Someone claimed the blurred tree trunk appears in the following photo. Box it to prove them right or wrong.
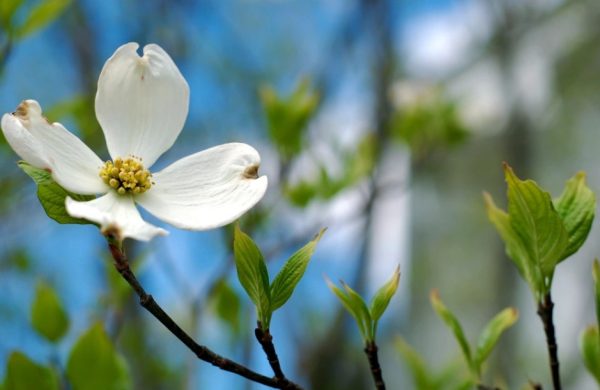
[491,2,533,384]
[302,1,396,389]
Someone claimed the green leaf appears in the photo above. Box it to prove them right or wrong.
[504,164,568,282]
[554,172,595,261]
[6,248,30,272]
[473,307,518,372]
[455,379,476,390]
[394,337,437,390]
[345,133,377,183]
[209,279,242,337]
[593,259,600,328]
[19,161,53,185]
[486,164,573,299]
[18,161,94,225]
[430,290,472,371]
[342,282,373,340]
[0,0,24,29]
[326,278,371,342]
[4,352,59,390]
[284,180,318,207]
[580,326,600,385]
[31,282,69,342]
[484,192,543,295]
[260,79,319,160]
[14,0,71,39]
[284,134,377,208]
[390,90,468,158]
[232,224,271,327]
[370,266,400,323]
[66,323,131,390]
[270,229,325,311]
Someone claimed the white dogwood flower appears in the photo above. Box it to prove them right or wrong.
[1,43,268,241]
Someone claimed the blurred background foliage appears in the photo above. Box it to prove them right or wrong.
[1,0,600,389]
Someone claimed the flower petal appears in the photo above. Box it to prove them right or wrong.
[3,100,106,194]
[96,42,189,167]
[66,192,168,241]
[1,112,49,168]
[136,143,268,230]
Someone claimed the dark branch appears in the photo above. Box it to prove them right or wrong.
[477,385,500,390]
[254,325,303,390]
[107,239,300,389]
[364,341,386,390]
[537,293,561,390]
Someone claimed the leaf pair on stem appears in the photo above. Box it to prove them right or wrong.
[233,224,325,330]
[485,163,596,389]
[326,266,400,344]
[430,290,518,385]
[326,266,401,390]
[485,163,595,302]
[232,225,325,388]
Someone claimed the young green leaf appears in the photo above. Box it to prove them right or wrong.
[342,282,373,340]
[31,282,69,343]
[580,326,600,385]
[370,266,400,324]
[18,161,94,225]
[14,0,71,39]
[18,161,53,185]
[394,337,437,390]
[390,91,468,157]
[484,192,543,295]
[594,260,600,328]
[554,172,595,261]
[66,323,131,390]
[4,352,59,390]
[233,225,271,327]
[270,229,325,311]
[430,290,472,370]
[260,79,318,160]
[326,278,371,341]
[473,307,518,372]
[0,0,24,29]
[504,163,568,282]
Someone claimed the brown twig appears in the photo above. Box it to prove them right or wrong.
[107,238,300,389]
[364,341,386,390]
[477,385,500,390]
[537,293,561,390]
[254,324,302,390]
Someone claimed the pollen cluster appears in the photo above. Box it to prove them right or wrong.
[99,157,153,195]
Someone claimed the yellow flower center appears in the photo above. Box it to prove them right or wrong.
[99,157,153,195]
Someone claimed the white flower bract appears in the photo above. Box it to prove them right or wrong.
[1,43,268,241]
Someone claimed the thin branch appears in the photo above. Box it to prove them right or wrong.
[477,384,500,390]
[254,325,302,390]
[364,341,386,390]
[106,238,300,389]
[0,38,13,76]
[537,293,561,390]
